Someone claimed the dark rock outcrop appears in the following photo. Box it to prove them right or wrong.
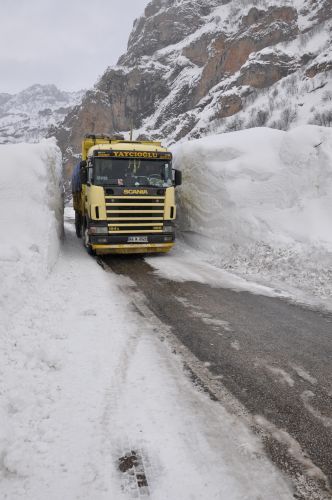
[306,60,332,78]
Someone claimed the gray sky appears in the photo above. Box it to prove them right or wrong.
[0,0,149,94]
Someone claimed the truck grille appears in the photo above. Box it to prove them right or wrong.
[105,195,165,233]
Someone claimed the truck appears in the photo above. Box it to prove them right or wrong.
[71,134,182,255]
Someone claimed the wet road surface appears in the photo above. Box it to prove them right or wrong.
[101,255,332,498]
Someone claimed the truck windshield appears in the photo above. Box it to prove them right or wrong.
[93,158,173,187]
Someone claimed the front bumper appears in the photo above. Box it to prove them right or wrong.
[90,233,174,245]
[90,233,175,254]
[91,242,174,255]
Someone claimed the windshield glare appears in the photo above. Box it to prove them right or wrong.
[93,158,173,187]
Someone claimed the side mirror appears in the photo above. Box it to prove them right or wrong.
[80,168,88,184]
[80,160,87,168]
[174,169,182,186]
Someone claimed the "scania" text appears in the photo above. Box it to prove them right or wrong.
[123,189,149,195]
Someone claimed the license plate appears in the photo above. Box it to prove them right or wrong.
[128,236,148,243]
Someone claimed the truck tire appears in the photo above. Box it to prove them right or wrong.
[75,211,82,238]
[82,218,95,256]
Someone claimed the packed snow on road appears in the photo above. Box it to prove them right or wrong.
[148,125,332,311]
[0,141,298,499]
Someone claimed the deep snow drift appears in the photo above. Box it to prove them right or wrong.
[162,125,332,309]
[0,139,63,328]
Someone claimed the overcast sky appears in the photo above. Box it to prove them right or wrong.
[0,0,150,94]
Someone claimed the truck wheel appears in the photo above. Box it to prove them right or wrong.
[82,219,95,256]
[75,211,82,238]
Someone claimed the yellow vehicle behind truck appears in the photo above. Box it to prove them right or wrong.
[71,134,182,255]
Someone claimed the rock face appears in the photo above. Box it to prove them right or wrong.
[0,84,84,144]
[55,0,332,174]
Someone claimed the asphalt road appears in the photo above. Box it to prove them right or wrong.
[101,255,332,499]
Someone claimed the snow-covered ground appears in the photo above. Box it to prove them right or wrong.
[0,142,295,498]
[149,125,332,311]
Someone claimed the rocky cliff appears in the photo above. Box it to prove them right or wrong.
[55,0,332,174]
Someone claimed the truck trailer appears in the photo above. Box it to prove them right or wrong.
[71,134,182,255]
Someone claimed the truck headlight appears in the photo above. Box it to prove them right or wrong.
[163,225,174,233]
[89,226,108,235]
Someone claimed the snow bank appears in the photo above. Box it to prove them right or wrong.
[173,125,332,305]
[0,139,63,326]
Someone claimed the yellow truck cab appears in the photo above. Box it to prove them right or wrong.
[72,134,182,255]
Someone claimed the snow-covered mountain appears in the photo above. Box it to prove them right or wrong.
[54,0,332,172]
[0,84,84,144]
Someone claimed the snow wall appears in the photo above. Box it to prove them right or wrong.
[0,139,63,324]
[174,125,332,300]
